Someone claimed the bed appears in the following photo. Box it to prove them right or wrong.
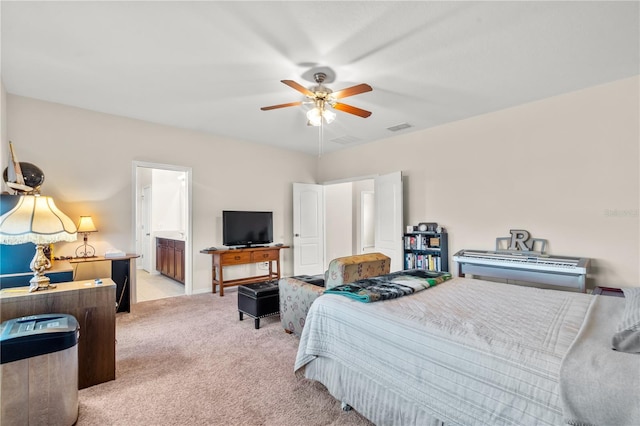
[294,276,640,426]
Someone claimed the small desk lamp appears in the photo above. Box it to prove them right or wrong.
[0,195,77,292]
[75,216,98,258]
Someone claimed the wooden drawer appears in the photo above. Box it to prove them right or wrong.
[251,249,279,262]
[157,238,175,247]
[220,251,251,265]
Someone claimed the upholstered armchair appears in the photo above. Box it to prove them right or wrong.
[279,252,390,336]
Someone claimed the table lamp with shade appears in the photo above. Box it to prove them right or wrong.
[75,215,98,258]
[0,195,77,292]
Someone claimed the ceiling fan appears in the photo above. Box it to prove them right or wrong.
[260,72,373,126]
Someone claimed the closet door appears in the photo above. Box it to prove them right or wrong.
[292,183,324,276]
[374,171,403,272]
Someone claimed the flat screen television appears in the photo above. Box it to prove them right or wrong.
[222,210,273,247]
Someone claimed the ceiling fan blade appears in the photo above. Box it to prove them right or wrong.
[281,80,315,97]
[260,101,303,111]
[332,102,372,118]
[331,83,373,99]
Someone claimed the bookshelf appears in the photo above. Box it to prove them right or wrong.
[403,231,449,272]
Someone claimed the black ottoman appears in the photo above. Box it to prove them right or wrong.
[238,281,279,329]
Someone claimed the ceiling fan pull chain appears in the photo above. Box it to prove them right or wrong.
[318,121,324,158]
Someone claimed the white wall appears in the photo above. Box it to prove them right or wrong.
[324,179,375,262]
[151,169,184,232]
[318,76,640,289]
[6,95,317,294]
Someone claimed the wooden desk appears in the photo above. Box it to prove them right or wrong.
[1,279,116,389]
[70,254,139,312]
[200,246,289,296]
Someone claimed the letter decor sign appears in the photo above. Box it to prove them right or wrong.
[495,229,548,254]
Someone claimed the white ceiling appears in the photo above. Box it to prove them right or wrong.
[2,1,638,155]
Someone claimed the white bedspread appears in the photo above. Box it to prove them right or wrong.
[295,277,595,426]
[560,294,639,426]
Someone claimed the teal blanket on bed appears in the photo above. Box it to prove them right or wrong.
[323,269,452,302]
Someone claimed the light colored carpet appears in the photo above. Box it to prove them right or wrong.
[77,289,374,426]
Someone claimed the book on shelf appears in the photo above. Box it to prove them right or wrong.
[405,234,443,251]
[404,252,443,272]
[404,253,414,269]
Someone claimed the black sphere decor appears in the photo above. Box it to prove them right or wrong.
[3,162,45,190]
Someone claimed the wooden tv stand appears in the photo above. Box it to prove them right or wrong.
[200,246,289,296]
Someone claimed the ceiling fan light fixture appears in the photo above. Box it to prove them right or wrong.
[261,70,372,128]
[323,108,336,124]
[306,106,336,127]
[306,108,322,126]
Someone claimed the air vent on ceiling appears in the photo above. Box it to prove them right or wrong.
[330,135,361,145]
[387,122,413,132]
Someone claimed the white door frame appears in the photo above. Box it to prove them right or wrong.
[132,161,193,302]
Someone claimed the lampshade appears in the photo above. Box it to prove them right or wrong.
[323,108,336,124]
[306,108,322,126]
[0,195,77,245]
[0,195,77,292]
[77,216,98,233]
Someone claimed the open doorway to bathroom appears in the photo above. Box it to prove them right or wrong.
[133,161,192,303]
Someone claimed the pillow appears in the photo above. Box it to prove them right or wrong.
[612,287,640,353]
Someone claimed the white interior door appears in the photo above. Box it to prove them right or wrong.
[293,183,324,276]
[142,185,152,272]
[374,171,403,271]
